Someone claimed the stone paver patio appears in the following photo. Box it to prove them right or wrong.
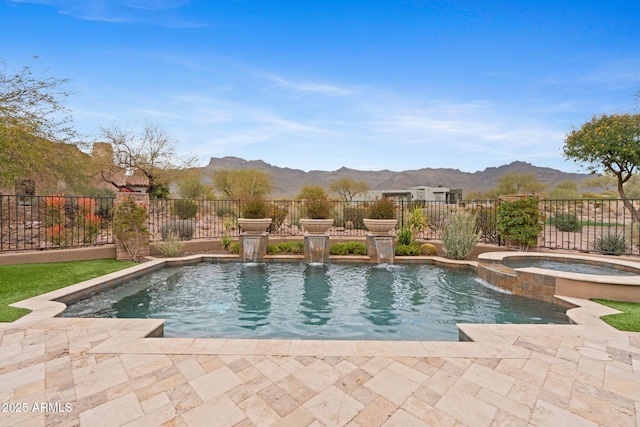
[1,292,639,426]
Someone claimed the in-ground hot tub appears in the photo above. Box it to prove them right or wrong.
[478,252,640,304]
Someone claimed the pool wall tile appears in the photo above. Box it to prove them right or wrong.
[478,251,640,304]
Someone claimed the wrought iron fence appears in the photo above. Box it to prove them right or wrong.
[0,194,115,252]
[541,198,640,255]
[2,194,640,256]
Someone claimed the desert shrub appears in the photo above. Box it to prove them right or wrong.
[172,200,199,219]
[215,204,239,217]
[420,243,437,256]
[240,199,270,218]
[267,241,304,255]
[594,232,627,255]
[304,199,333,219]
[329,241,366,255]
[366,198,396,219]
[221,235,233,252]
[406,206,428,241]
[161,219,194,240]
[396,227,412,246]
[113,196,150,261]
[154,231,185,257]
[423,204,450,232]
[341,206,366,229]
[469,206,498,243]
[441,210,481,260]
[229,241,240,254]
[551,213,582,232]
[395,243,420,256]
[267,204,289,233]
[497,197,543,250]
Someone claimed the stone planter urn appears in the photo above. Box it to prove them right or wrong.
[363,219,398,236]
[238,218,272,234]
[300,218,334,235]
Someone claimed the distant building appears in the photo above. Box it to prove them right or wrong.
[363,186,462,204]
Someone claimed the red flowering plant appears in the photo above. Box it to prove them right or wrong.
[41,195,66,227]
[47,224,67,247]
[41,195,68,247]
[74,198,102,243]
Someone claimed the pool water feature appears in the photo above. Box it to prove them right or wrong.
[241,236,261,262]
[60,262,569,341]
[305,235,329,263]
[503,258,639,276]
[374,237,394,263]
[478,252,640,304]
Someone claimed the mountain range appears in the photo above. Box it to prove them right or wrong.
[201,156,591,199]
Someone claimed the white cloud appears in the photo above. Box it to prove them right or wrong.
[9,0,203,27]
[260,73,353,97]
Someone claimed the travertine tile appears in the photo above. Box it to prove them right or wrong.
[78,392,144,427]
[530,399,598,427]
[237,394,280,426]
[139,391,171,414]
[119,354,173,379]
[188,366,242,401]
[423,369,458,396]
[174,356,207,380]
[179,394,246,427]
[476,387,530,421]
[382,408,430,426]
[73,362,129,399]
[254,358,290,382]
[293,359,342,392]
[351,396,396,426]
[304,385,364,426]
[435,388,497,427]
[569,389,636,426]
[0,362,45,394]
[364,366,420,405]
[460,363,515,396]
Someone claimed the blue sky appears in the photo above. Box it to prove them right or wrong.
[2,1,639,173]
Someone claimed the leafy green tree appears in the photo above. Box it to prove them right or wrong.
[0,57,88,191]
[495,172,546,196]
[210,168,273,200]
[296,185,332,219]
[176,170,215,200]
[329,177,369,201]
[101,124,197,198]
[582,172,617,194]
[546,180,580,199]
[296,185,329,200]
[463,190,491,201]
[563,113,640,220]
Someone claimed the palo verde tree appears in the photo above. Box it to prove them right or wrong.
[0,56,88,191]
[329,177,369,202]
[101,124,197,198]
[563,113,640,221]
[495,172,547,196]
[175,169,215,200]
[210,168,274,200]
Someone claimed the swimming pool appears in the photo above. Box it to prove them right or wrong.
[60,262,569,341]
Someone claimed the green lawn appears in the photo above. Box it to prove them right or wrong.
[592,299,640,332]
[0,259,138,322]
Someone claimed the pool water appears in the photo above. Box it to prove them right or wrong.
[60,262,569,341]
[503,259,638,276]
